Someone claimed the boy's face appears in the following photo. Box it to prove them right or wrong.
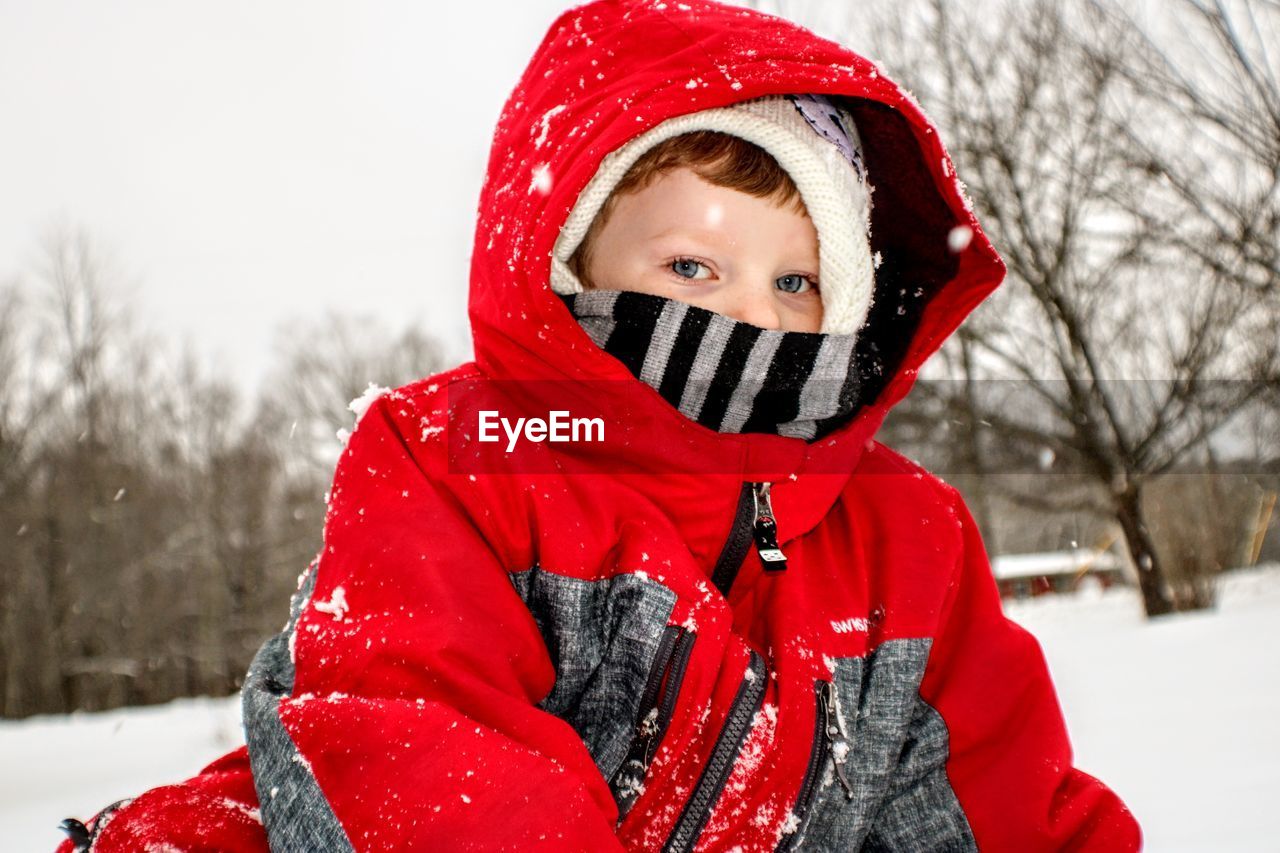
[580,167,823,333]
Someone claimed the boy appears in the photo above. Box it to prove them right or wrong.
[56,0,1141,850]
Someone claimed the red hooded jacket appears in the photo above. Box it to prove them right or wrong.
[56,1,1142,850]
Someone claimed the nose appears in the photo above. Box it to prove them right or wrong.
[722,288,782,330]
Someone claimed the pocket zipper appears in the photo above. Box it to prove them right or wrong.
[819,680,856,797]
[776,679,856,852]
[612,625,695,809]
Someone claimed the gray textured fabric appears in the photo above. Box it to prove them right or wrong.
[782,638,976,852]
[861,674,975,851]
[861,770,977,852]
[510,564,679,789]
[241,564,355,852]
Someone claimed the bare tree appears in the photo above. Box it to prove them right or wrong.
[0,221,455,717]
[263,311,448,478]
[744,0,1279,617]
[1097,0,1280,303]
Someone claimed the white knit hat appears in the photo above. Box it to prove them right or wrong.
[551,94,876,336]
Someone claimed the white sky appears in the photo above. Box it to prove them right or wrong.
[0,0,575,393]
[0,0,1247,398]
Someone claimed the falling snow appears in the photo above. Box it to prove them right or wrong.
[530,163,553,195]
[947,224,974,252]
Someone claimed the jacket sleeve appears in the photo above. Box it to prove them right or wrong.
[53,746,267,852]
[866,486,1143,852]
[238,388,624,851]
[59,388,624,852]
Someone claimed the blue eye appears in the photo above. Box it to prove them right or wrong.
[671,258,711,280]
[776,274,816,294]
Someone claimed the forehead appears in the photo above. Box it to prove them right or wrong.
[611,168,816,242]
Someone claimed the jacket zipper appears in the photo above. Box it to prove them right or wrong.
[776,680,856,852]
[751,481,788,571]
[710,481,787,597]
[656,482,783,848]
[663,650,767,853]
[612,625,696,810]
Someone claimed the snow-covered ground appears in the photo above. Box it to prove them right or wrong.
[3,564,1278,851]
[1005,563,1280,852]
[2,695,244,851]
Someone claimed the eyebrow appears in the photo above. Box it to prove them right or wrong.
[648,226,819,271]
[649,225,730,244]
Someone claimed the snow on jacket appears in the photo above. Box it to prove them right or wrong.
[55,0,1142,850]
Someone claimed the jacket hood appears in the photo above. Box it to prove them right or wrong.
[466,0,1004,483]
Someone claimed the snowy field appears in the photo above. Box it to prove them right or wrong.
[3,564,1278,851]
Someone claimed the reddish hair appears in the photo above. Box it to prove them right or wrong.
[568,131,805,285]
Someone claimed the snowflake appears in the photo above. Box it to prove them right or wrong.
[947,225,974,252]
[530,163,554,195]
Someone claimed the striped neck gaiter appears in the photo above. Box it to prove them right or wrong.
[557,289,863,442]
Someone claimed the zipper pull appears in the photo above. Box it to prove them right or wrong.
[752,481,788,571]
[637,705,662,766]
[612,705,661,806]
[819,681,856,800]
[58,818,91,851]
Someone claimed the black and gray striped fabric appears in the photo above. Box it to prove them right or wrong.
[558,289,864,441]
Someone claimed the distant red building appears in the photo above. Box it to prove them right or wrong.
[992,548,1129,599]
